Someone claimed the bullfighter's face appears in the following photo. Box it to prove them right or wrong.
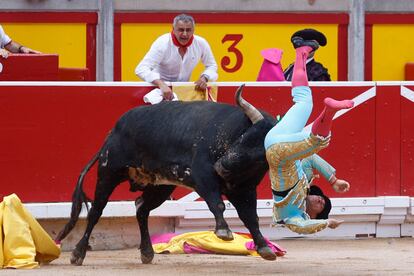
[173,20,194,45]
[306,194,326,219]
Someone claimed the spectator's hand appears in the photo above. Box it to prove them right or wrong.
[194,75,208,92]
[159,83,173,101]
[332,178,350,193]
[327,219,344,229]
[0,48,9,58]
[20,46,41,54]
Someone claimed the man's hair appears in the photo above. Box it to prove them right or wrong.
[173,14,195,28]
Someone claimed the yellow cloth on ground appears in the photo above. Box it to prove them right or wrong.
[0,194,60,269]
[172,84,218,102]
[153,231,262,256]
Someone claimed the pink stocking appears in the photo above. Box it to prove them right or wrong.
[311,97,354,137]
[292,46,313,88]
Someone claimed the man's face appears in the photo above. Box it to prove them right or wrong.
[173,20,194,45]
[306,195,325,219]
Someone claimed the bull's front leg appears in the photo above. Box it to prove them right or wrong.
[194,174,233,241]
[226,189,276,261]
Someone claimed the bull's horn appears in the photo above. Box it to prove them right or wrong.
[235,84,264,124]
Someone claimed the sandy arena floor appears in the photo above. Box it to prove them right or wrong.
[1,238,414,275]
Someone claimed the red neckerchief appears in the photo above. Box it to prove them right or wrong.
[171,31,194,52]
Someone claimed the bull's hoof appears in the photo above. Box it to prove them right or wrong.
[70,250,85,266]
[140,252,154,264]
[257,246,277,261]
[215,229,234,241]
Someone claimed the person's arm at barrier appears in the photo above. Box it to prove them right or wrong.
[5,40,41,54]
[195,38,218,91]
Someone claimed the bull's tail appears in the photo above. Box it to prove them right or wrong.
[55,151,100,243]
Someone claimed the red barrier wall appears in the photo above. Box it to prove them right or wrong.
[0,54,59,81]
[0,82,409,203]
[401,84,414,195]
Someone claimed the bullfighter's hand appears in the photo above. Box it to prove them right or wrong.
[332,178,350,193]
[327,219,344,229]
[194,76,208,92]
[0,48,9,58]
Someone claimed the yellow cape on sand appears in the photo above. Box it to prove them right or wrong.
[153,231,284,257]
[0,194,60,269]
[172,84,218,102]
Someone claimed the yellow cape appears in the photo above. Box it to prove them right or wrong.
[0,194,60,269]
[153,231,280,257]
[172,84,218,102]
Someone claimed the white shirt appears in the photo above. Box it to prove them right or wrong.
[135,33,218,83]
[0,25,11,48]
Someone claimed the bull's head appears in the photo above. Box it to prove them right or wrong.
[214,85,275,188]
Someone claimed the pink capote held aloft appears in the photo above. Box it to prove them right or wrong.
[257,48,285,81]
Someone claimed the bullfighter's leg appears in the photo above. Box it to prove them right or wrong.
[311,97,354,137]
[264,45,314,149]
[70,169,123,265]
[136,184,176,264]
[226,190,277,261]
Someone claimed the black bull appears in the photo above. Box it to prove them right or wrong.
[56,85,277,265]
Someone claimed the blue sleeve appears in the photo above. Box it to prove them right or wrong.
[301,154,336,182]
[284,215,328,234]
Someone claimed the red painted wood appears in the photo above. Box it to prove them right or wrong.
[114,24,122,81]
[401,85,414,195]
[0,85,150,203]
[364,24,372,81]
[375,85,401,196]
[0,12,97,23]
[86,23,97,81]
[405,63,414,80]
[115,12,349,24]
[366,13,414,24]
[58,68,90,81]
[337,23,348,81]
[1,83,405,203]
[0,54,58,80]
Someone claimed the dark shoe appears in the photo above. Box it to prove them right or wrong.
[291,36,320,51]
[291,28,327,46]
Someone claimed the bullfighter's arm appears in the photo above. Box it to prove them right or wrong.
[301,154,349,193]
[284,216,342,234]
[301,154,336,182]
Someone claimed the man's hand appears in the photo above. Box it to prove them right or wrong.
[194,75,208,92]
[154,80,173,101]
[327,218,344,229]
[20,46,41,54]
[332,179,350,193]
[0,48,9,58]
[160,85,173,100]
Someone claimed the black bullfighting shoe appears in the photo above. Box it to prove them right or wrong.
[291,28,327,46]
[291,36,320,51]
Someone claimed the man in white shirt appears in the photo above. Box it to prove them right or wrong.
[135,14,218,103]
[0,24,41,58]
